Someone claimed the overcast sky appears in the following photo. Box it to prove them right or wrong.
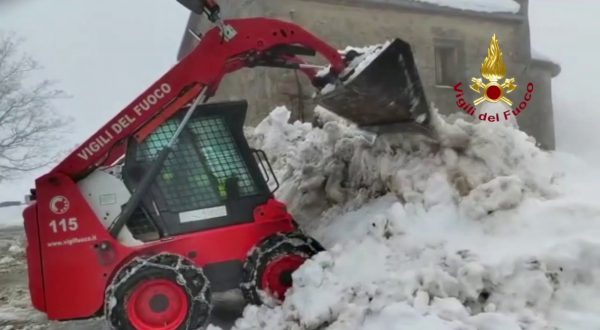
[529,0,600,162]
[0,0,188,201]
[0,0,598,202]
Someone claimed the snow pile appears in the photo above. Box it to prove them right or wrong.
[409,0,520,14]
[250,107,557,230]
[0,238,48,329]
[236,107,600,329]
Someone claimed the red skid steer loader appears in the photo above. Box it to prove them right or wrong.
[22,1,430,329]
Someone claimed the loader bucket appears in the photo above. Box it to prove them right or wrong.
[316,39,430,133]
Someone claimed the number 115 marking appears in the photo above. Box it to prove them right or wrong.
[49,218,79,233]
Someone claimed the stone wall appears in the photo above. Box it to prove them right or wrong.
[519,58,560,149]
[181,0,558,149]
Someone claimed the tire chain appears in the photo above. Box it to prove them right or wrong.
[240,232,324,304]
[105,253,211,330]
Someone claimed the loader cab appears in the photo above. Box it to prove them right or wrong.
[122,101,275,239]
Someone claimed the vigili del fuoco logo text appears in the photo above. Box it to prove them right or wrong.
[453,34,534,123]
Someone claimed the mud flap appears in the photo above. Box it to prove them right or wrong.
[316,39,431,134]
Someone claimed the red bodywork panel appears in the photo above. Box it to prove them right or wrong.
[25,17,344,321]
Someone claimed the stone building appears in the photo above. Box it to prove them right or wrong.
[178,0,560,149]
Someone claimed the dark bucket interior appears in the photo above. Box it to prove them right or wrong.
[316,39,431,133]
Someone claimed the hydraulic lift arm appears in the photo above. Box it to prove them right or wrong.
[50,17,346,179]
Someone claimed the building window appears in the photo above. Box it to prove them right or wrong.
[435,45,459,86]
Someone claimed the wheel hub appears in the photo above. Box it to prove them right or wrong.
[128,279,188,330]
[279,270,293,287]
[261,255,306,300]
[149,294,170,313]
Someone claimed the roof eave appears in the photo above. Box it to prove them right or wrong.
[530,58,561,77]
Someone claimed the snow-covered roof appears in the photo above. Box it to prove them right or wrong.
[531,49,557,64]
[367,0,521,14]
[530,49,561,77]
[410,0,520,13]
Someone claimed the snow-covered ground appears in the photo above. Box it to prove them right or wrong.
[0,206,25,229]
[1,106,600,329]
[223,107,600,330]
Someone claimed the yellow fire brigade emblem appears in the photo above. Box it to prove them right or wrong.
[470,34,517,106]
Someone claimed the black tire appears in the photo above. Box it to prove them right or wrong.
[105,253,211,330]
[241,232,324,305]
